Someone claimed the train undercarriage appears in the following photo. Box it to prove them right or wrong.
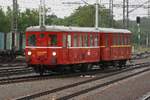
[28,60,127,75]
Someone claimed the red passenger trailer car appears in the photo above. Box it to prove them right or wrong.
[25,26,132,75]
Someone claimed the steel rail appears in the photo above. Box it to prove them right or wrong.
[15,62,150,100]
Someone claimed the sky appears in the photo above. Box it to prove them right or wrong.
[0,0,149,20]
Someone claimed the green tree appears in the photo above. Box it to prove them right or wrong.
[18,9,39,32]
[61,5,121,28]
[0,7,11,33]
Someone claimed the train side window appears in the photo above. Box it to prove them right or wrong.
[126,35,129,45]
[74,33,78,47]
[105,34,108,47]
[28,34,36,46]
[84,34,88,47]
[113,35,116,45]
[40,33,45,38]
[122,35,125,45]
[94,34,98,46]
[67,34,71,47]
[90,34,94,46]
[122,35,124,45]
[125,35,127,45]
[118,34,120,45]
[49,34,57,46]
[63,34,66,47]
[124,35,126,45]
[79,34,82,47]
[128,35,131,44]
[115,35,118,45]
[120,35,123,45]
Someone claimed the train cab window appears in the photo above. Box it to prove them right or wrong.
[105,34,108,47]
[28,34,36,46]
[48,34,57,46]
[63,34,67,47]
[74,34,78,47]
[84,34,88,47]
[90,34,94,46]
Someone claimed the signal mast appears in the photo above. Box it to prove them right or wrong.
[39,0,46,26]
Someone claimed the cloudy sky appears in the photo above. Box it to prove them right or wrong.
[0,0,149,20]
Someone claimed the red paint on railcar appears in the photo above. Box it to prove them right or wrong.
[25,26,132,73]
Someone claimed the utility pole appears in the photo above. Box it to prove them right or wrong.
[123,0,125,28]
[147,0,150,47]
[109,0,113,27]
[39,0,46,26]
[12,0,18,51]
[126,0,129,28]
[123,0,129,29]
[148,0,150,18]
[95,0,99,29]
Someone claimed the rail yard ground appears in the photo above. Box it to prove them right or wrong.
[79,70,150,100]
[0,53,150,100]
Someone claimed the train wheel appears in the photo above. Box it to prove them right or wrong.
[119,61,126,68]
[80,64,92,72]
[39,68,44,76]
[70,66,76,73]
[101,65,107,70]
[33,67,44,76]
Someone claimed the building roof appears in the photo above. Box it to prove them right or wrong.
[26,25,131,34]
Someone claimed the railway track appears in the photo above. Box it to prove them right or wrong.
[0,51,149,85]
[0,51,149,71]
[132,51,150,60]
[0,61,148,86]
[0,50,149,79]
[0,63,26,67]
[0,67,33,77]
[14,62,150,100]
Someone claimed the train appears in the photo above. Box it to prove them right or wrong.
[25,26,132,75]
[0,32,25,60]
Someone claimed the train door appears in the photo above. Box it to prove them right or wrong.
[47,33,58,64]
[105,33,110,60]
[62,33,68,64]
[35,33,48,63]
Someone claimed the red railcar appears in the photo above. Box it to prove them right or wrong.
[25,26,132,74]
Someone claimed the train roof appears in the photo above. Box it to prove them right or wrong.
[26,26,131,34]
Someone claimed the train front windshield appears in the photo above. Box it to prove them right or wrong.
[27,33,57,47]
[28,34,36,46]
[48,34,57,46]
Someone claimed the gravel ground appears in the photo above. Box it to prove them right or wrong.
[0,75,94,100]
[0,57,149,100]
[80,70,150,100]
[36,66,149,100]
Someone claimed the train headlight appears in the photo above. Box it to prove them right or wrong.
[52,52,56,56]
[28,51,32,56]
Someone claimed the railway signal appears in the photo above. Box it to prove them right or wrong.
[136,16,141,47]
[136,16,141,24]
